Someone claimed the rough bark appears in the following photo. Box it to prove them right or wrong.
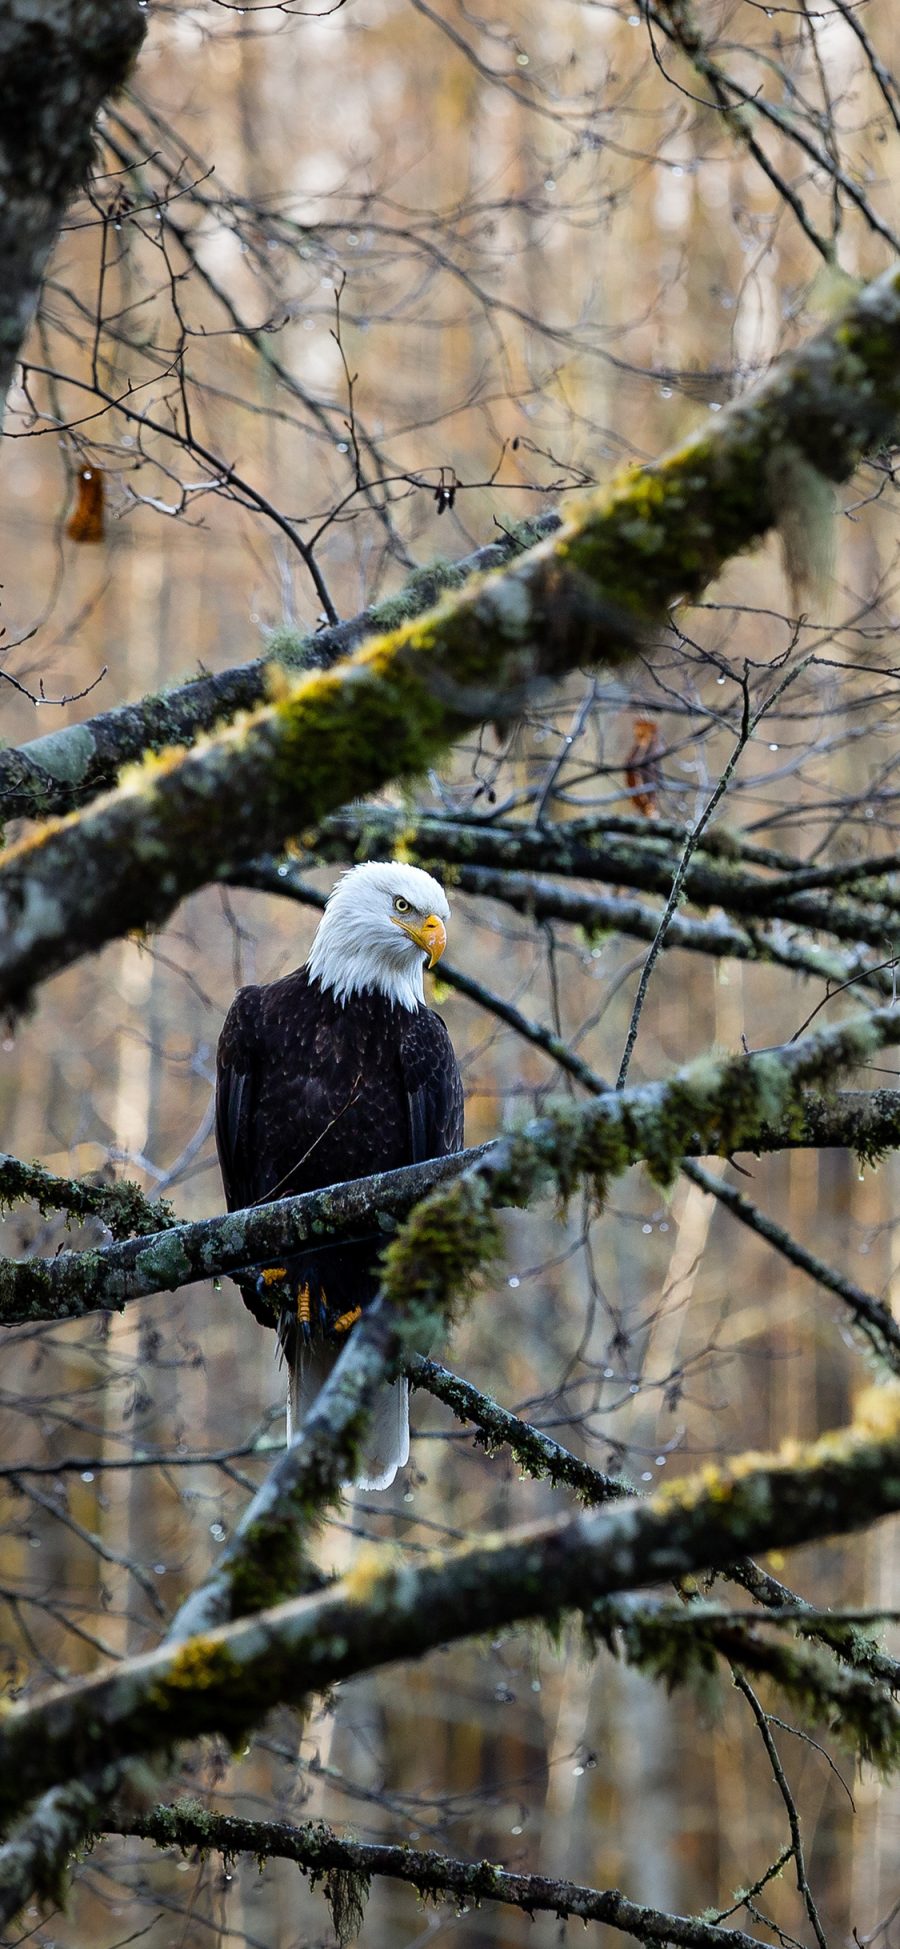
[1,1043,898,1328]
[1,1386,900,1820]
[1,262,900,1007]
[0,1,146,408]
[113,1802,773,1949]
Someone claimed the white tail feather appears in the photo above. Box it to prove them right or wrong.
[355,1377,410,1492]
[287,1341,409,1491]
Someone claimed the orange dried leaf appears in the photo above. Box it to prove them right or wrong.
[66,467,105,543]
[624,715,662,818]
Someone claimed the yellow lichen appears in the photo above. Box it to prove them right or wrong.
[343,1545,393,1604]
[166,1636,238,1692]
[853,1380,900,1439]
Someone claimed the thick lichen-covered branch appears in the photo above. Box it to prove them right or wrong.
[0,1016,897,1333]
[0,1149,487,1325]
[2,1386,900,1819]
[0,1,146,408]
[3,1036,900,1330]
[112,1801,769,1949]
[377,1002,900,1344]
[412,1359,900,1690]
[3,262,900,1006]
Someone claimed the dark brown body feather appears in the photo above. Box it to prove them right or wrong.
[215,966,464,1347]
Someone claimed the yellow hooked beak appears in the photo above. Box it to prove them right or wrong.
[395,912,447,969]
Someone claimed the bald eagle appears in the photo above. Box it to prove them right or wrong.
[215,862,464,1489]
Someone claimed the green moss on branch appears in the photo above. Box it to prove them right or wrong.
[4,1030,900,1332]
[3,1385,900,1816]
[112,1801,767,1949]
[2,265,900,1006]
[0,1152,172,1238]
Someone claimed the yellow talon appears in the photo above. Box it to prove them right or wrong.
[297,1284,311,1326]
[332,1305,362,1335]
[260,1266,287,1287]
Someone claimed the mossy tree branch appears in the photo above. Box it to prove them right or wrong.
[3,1016,900,1329]
[411,1357,900,1690]
[410,1354,634,1498]
[2,1387,900,1821]
[0,1148,487,1326]
[377,1001,900,1353]
[0,1151,173,1238]
[584,1595,900,1764]
[2,263,900,1007]
[110,1800,772,1949]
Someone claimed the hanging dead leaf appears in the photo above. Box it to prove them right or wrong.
[433,465,458,514]
[66,467,105,544]
[624,715,662,818]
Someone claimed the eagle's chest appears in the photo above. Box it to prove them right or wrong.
[254,993,413,1197]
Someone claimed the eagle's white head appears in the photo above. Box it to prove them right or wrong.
[306,861,451,1011]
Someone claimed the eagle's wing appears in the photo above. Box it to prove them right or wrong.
[398,1005,464,1164]
[215,983,262,1213]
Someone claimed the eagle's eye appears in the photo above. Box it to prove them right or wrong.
[394,896,411,914]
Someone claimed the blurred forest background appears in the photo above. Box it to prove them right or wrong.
[2,0,900,1943]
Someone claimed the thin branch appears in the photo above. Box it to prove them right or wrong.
[734,1675,829,1949]
[616,657,810,1088]
[109,1800,773,1949]
[410,1354,633,1500]
[683,1157,900,1368]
